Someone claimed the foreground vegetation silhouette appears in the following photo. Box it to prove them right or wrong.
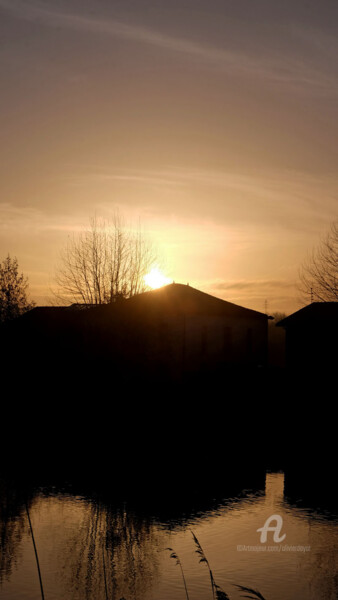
[0,254,34,323]
[54,214,155,304]
[299,218,338,302]
[165,532,267,600]
[25,508,267,600]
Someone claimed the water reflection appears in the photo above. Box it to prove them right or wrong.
[0,481,30,586]
[0,473,337,600]
[60,502,161,600]
[264,472,284,506]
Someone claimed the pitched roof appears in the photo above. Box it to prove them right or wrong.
[277,302,338,328]
[9,284,268,325]
[124,283,268,320]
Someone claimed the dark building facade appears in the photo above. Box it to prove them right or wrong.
[277,302,338,370]
[2,284,270,380]
[78,283,270,378]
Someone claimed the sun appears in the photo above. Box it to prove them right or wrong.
[144,267,171,289]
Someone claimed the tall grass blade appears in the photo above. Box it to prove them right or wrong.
[235,584,267,600]
[166,547,190,600]
[215,583,230,599]
[25,501,45,600]
[191,532,230,600]
[191,531,216,600]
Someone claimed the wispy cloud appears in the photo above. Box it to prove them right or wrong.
[210,279,296,292]
[289,23,338,61]
[0,0,337,95]
[194,278,299,312]
[68,165,338,232]
[0,202,86,233]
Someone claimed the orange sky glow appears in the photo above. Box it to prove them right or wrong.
[0,0,337,313]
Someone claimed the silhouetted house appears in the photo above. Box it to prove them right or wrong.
[277,302,338,369]
[80,284,270,378]
[2,284,270,379]
[1,304,87,366]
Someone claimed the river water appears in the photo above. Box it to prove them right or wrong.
[0,472,337,600]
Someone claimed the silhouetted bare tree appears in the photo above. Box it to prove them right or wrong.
[299,220,338,302]
[0,255,35,323]
[54,214,155,304]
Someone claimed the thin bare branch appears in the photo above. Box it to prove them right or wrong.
[298,220,338,303]
[53,214,155,305]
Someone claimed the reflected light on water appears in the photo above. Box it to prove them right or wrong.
[264,472,285,506]
[0,473,337,600]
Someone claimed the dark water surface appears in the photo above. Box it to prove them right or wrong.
[0,472,337,600]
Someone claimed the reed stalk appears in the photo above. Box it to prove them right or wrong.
[235,585,267,600]
[25,501,45,600]
[191,531,218,599]
[166,547,190,600]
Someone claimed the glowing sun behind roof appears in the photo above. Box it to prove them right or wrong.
[144,267,171,289]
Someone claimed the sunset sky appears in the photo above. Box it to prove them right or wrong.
[1,0,337,312]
